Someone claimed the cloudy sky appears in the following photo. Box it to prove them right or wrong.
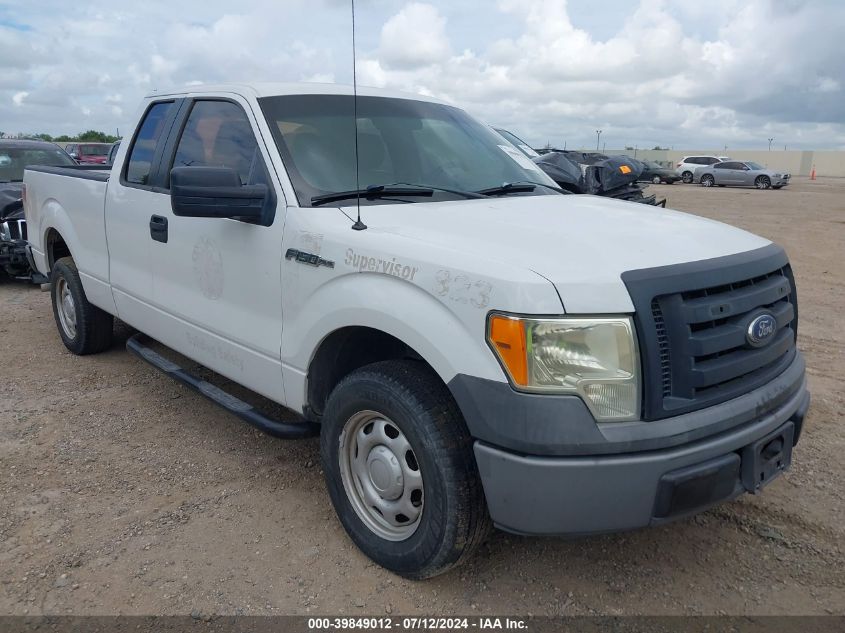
[2,0,843,150]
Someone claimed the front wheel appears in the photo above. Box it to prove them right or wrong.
[51,257,113,354]
[682,171,694,184]
[756,176,771,189]
[701,174,715,187]
[320,360,490,579]
[652,175,662,185]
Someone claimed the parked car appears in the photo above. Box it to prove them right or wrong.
[676,155,730,183]
[66,142,111,164]
[534,150,663,205]
[24,84,808,578]
[637,160,680,184]
[1,139,76,280]
[697,160,790,189]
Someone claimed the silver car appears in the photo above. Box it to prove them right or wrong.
[696,160,790,189]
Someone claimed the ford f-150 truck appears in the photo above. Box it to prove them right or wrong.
[24,83,810,579]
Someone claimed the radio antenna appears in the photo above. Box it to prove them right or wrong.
[350,0,367,230]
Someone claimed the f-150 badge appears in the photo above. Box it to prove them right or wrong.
[285,248,335,268]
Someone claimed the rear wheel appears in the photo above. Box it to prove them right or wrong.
[755,176,771,189]
[701,174,715,187]
[320,360,490,579]
[682,170,694,184]
[51,257,113,355]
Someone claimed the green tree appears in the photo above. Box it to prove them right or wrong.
[77,130,118,143]
[32,133,54,142]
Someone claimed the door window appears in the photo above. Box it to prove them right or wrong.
[171,100,269,187]
[125,101,175,185]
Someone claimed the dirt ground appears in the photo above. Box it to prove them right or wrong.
[1,177,843,617]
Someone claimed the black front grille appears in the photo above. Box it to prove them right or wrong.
[623,244,798,420]
[1,219,26,241]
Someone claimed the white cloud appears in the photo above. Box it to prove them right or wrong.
[0,0,843,149]
[378,3,451,70]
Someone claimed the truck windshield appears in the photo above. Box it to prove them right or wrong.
[0,147,77,182]
[258,94,558,207]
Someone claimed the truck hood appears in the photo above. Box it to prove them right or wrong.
[345,194,770,313]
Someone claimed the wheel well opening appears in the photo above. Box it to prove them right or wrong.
[46,229,70,270]
[306,327,432,419]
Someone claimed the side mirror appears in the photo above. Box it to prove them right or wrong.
[170,166,268,223]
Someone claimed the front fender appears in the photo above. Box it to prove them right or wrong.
[281,271,530,413]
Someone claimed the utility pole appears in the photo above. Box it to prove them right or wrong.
[596,129,602,151]
[768,137,774,151]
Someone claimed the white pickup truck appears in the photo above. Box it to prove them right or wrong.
[24,83,809,579]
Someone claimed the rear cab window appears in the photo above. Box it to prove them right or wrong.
[124,101,176,187]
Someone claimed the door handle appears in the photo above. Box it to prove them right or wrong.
[149,215,168,243]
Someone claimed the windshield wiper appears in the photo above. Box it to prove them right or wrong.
[311,185,434,206]
[387,182,486,200]
[476,181,568,196]
[476,182,536,196]
[311,182,485,206]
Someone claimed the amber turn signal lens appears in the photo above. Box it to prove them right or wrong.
[488,315,528,386]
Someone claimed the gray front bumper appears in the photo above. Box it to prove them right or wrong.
[466,353,809,535]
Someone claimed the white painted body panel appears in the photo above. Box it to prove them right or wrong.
[23,169,116,313]
[23,82,772,415]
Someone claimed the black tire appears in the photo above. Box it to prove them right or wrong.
[682,170,694,184]
[755,176,771,189]
[50,257,113,355]
[320,360,490,579]
[701,174,715,187]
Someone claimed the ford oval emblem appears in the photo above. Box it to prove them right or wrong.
[747,313,777,347]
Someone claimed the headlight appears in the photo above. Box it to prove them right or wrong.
[487,314,640,422]
[773,173,782,178]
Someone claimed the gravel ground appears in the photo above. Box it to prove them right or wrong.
[1,177,843,616]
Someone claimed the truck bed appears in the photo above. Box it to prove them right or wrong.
[24,164,112,309]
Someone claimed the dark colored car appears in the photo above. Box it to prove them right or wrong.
[66,142,111,164]
[637,160,681,184]
[534,150,665,205]
[1,139,76,279]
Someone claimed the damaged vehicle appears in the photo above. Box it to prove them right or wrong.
[1,139,76,280]
[534,149,665,206]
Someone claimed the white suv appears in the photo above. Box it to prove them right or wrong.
[676,156,730,183]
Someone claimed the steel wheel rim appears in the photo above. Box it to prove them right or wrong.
[683,172,692,183]
[757,178,769,189]
[338,410,424,541]
[702,177,713,187]
[652,176,661,184]
[56,278,77,339]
